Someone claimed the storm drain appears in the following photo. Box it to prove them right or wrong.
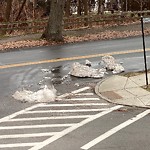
[101,91,122,100]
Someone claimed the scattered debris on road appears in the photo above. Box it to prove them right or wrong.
[69,62,105,78]
[12,55,124,103]
[101,55,124,74]
[12,85,57,103]
[70,56,124,78]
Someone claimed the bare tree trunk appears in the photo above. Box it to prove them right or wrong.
[65,0,71,17]
[41,0,65,42]
[125,0,128,11]
[117,0,121,12]
[133,0,146,11]
[82,0,89,26]
[34,0,37,9]
[98,0,104,15]
[5,0,13,22]
[15,0,26,21]
[83,0,88,15]
[1,0,13,34]
[140,1,144,11]
[110,0,114,14]
[32,0,37,32]
[9,0,26,34]
[77,0,82,16]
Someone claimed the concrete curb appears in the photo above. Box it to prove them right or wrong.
[95,76,123,106]
[95,76,150,109]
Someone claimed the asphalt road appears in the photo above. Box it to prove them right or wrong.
[0,36,150,65]
[0,36,150,150]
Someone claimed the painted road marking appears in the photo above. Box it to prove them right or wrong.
[58,86,91,98]
[1,48,150,69]
[39,103,109,107]
[0,86,93,123]
[61,98,100,101]
[0,86,112,149]
[6,115,93,122]
[28,105,123,150]
[0,103,44,123]
[75,93,94,96]
[0,142,39,148]
[0,124,75,130]
[71,87,91,94]
[81,109,150,150]
[24,108,109,114]
[0,132,58,139]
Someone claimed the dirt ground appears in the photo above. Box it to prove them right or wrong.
[0,20,150,52]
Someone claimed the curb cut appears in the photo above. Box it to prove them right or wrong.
[95,76,119,105]
[95,76,150,109]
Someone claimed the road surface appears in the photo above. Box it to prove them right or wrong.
[0,36,150,149]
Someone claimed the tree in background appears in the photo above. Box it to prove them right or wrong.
[65,0,71,17]
[1,0,13,34]
[41,0,65,42]
[133,0,148,11]
[97,0,104,14]
[121,0,150,11]
[5,0,13,22]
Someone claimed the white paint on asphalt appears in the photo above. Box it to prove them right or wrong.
[6,115,93,122]
[28,105,123,150]
[39,103,109,107]
[71,87,91,94]
[63,98,100,101]
[24,108,109,114]
[0,124,75,130]
[0,86,112,149]
[58,87,91,98]
[75,93,94,96]
[81,109,150,150]
[0,142,39,148]
[0,103,43,123]
[0,132,58,139]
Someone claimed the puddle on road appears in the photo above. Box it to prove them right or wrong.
[12,56,125,103]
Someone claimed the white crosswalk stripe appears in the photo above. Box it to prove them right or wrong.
[0,86,120,149]
[0,132,58,139]
[38,103,109,107]
[24,108,109,114]
[6,115,93,122]
[60,98,100,101]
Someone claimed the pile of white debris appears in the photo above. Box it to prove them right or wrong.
[12,85,57,103]
[70,55,124,78]
[12,55,124,103]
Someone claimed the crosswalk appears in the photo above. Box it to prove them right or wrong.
[0,86,121,150]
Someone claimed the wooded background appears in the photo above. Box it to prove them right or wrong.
[0,0,150,38]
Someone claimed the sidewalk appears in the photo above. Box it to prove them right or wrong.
[0,34,41,44]
[95,74,150,108]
